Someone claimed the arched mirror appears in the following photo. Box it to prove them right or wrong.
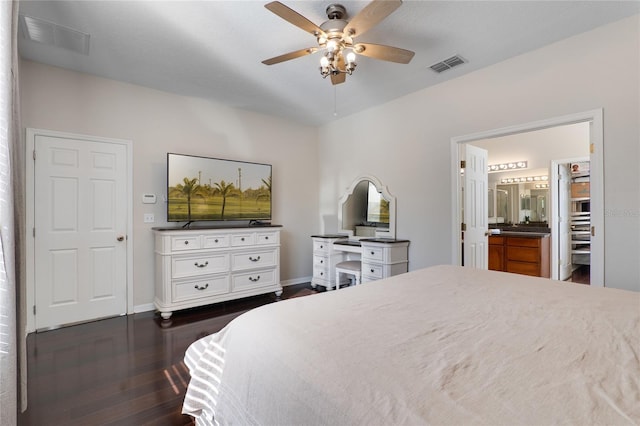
[338,175,396,239]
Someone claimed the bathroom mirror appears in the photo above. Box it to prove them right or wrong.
[338,175,396,239]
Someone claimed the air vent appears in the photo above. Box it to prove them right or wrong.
[429,55,466,73]
[20,15,90,55]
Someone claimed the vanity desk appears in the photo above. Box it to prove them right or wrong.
[312,174,409,290]
[311,236,410,290]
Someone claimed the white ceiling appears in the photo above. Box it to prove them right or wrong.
[17,1,640,126]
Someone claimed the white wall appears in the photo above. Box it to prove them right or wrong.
[318,15,640,291]
[20,61,319,307]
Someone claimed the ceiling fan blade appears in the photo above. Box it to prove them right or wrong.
[354,42,415,64]
[262,47,318,65]
[265,1,325,37]
[331,55,347,85]
[343,0,402,38]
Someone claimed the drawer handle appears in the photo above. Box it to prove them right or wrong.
[194,261,209,268]
[320,245,323,249]
[184,241,189,245]
[320,259,323,264]
[214,239,219,243]
[241,237,245,242]
[371,269,375,273]
[194,283,209,290]
[371,251,375,255]
[249,256,261,262]
[265,236,269,240]
[320,272,324,276]
[249,275,261,282]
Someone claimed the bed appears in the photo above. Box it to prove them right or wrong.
[182,265,640,425]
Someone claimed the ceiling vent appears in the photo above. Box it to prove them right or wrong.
[429,55,466,73]
[20,15,90,56]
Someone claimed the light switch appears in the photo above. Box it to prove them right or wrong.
[144,213,155,223]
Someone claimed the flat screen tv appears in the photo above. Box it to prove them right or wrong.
[167,153,272,223]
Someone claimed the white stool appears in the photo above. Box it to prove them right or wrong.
[335,260,361,290]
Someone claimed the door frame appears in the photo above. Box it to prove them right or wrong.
[450,109,604,286]
[550,156,589,281]
[25,128,134,333]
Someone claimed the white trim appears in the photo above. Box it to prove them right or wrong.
[134,303,156,314]
[25,128,134,333]
[450,109,604,285]
[338,174,396,239]
[281,276,312,287]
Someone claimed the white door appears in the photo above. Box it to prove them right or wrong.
[34,134,128,329]
[557,163,573,281]
[463,144,489,269]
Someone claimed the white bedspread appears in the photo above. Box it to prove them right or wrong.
[182,265,640,425]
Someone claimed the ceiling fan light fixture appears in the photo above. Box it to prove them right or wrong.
[263,0,413,85]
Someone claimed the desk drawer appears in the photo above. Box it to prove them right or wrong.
[362,247,384,262]
[362,262,384,279]
[313,240,332,253]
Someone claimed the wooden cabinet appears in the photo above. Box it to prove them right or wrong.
[489,234,550,278]
[488,235,505,271]
[154,226,282,319]
[360,239,409,283]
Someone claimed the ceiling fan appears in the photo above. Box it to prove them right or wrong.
[262,0,415,85]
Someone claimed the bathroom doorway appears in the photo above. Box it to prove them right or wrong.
[451,109,603,286]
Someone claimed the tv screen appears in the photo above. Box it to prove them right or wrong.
[366,181,390,225]
[167,153,272,222]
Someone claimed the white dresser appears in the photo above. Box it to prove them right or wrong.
[360,239,409,283]
[153,226,282,319]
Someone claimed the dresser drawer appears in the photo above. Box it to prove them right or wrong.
[173,275,230,302]
[202,234,230,249]
[256,231,279,245]
[506,246,539,263]
[172,253,230,279]
[232,268,276,291]
[231,233,256,246]
[171,235,201,251]
[232,248,278,270]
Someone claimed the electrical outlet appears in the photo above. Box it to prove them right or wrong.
[144,213,155,223]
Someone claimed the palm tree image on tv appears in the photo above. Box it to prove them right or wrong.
[167,154,272,222]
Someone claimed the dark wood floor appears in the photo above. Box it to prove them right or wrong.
[18,283,319,426]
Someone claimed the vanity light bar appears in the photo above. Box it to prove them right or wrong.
[501,175,548,184]
[488,161,527,173]
[535,184,549,189]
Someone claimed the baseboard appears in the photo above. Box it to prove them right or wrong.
[281,276,312,287]
[134,303,156,313]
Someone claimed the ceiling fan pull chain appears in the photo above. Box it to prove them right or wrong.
[333,86,338,117]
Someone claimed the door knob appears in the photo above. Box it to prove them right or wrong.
[116,235,125,242]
